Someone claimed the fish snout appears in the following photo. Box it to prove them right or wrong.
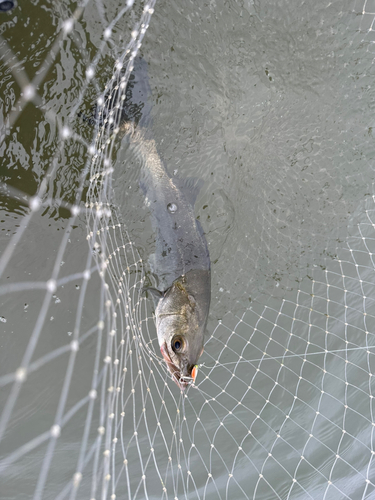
[160,342,199,390]
[178,364,198,389]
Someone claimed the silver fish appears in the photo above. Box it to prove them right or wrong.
[125,58,211,389]
[132,128,210,389]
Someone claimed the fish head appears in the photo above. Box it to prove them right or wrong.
[155,282,206,389]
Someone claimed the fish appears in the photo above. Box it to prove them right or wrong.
[124,57,211,389]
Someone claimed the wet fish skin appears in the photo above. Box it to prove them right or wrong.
[126,58,211,389]
[156,269,210,389]
[132,130,211,389]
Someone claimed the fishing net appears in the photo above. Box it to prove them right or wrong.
[1,0,375,498]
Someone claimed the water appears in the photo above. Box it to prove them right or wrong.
[1,0,375,498]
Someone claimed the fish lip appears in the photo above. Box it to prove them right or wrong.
[160,342,191,390]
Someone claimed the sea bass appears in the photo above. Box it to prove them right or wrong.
[125,58,211,389]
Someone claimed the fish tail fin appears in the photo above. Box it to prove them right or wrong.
[122,56,153,129]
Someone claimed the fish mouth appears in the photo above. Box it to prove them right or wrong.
[160,342,195,390]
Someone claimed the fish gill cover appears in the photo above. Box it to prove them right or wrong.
[1,1,375,499]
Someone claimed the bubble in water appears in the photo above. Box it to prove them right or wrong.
[167,202,177,213]
[0,0,17,13]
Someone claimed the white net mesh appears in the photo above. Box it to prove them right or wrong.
[1,0,375,499]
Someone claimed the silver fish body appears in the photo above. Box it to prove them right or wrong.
[123,57,211,389]
[132,130,211,389]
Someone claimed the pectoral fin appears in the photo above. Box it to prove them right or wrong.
[142,286,163,307]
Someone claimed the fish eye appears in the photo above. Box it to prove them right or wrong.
[172,336,184,353]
